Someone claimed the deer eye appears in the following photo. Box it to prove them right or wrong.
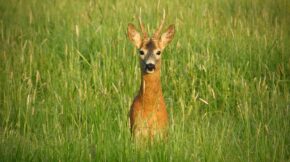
[139,50,144,55]
[156,51,161,55]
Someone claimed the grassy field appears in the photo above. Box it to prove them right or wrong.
[0,0,289,161]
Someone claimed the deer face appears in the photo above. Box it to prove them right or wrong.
[138,38,162,74]
[128,19,175,74]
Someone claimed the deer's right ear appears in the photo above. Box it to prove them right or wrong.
[127,23,142,48]
[159,24,175,50]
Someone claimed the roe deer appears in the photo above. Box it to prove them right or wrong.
[127,12,175,141]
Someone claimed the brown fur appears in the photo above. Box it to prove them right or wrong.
[130,67,168,140]
[127,18,175,141]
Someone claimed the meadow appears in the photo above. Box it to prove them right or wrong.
[0,0,289,161]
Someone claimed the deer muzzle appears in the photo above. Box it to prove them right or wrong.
[145,63,155,73]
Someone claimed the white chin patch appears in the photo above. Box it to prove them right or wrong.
[146,69,155,74]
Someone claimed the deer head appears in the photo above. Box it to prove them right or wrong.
[127,12,175,74]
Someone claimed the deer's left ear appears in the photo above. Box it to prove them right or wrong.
[127,23,142,48]
[159,24,175,50]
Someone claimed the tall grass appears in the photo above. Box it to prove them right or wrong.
[0,0,289,161]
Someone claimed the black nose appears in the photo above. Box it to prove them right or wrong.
[146,63,155,71]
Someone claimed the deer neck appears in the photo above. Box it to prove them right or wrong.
[139,70,163,102]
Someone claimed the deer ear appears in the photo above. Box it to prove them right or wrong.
[159,24,175,50]
[127,23,142,48]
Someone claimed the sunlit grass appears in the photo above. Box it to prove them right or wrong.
[0,0,289,161]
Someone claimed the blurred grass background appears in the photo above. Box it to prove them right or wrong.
[0,0,289,161]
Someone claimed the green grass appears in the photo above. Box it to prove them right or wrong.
[0,0,289,161]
